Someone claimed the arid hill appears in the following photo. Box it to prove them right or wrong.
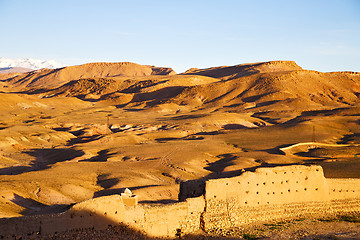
[171,69,360,111]
[0,60,359,226]
[31,61,360,112]
[0,67,34,74]
[183,60,303,80]
[3,62,175,90]
[0,67,34,82]
[41,74,220,102]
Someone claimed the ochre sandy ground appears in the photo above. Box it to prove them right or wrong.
[0,61,359,237]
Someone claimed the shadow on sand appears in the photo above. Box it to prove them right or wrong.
[204,152,304,180]
[79,150,115,162]
[10,194,69,216]
[0,148,84,175]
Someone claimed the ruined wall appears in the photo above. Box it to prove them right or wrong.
[327,178,360,200]
[178,179,205,201]
[1,165,360,238]
[0,194,204,239]
[200,165,360,232]
[0,195,126,238]
[139,197,204,237]
[205,165,329,206]
[119,196,205,237]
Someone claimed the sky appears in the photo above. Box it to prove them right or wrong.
[0,0,359,73]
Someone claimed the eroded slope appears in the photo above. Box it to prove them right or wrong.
[0,60,359,217]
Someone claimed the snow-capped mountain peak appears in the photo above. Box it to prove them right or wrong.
[0,57,68,70]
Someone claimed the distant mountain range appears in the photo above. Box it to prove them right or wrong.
[4,62,176,89]
[0,67,34,74]
[1,60,359,112]
[0,57,68,71]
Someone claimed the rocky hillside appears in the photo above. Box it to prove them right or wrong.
[3,62,176,90]
[2,60,356,113]
[0,67,34,74]
[183,60,303,80]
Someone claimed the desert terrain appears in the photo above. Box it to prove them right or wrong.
[0,60,359,238]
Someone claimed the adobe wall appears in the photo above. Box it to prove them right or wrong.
[1,165,360,238]
[0,194,205,239]
[0,195,126,238]
[327,178,360,200]
[204,165,329,206]
[137,197,205,236]
[200,165,360,232]
[179,178,205,201]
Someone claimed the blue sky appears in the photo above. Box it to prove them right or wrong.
[0,0,359,73]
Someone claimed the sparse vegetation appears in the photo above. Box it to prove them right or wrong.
[318,214,360,223]
[339,214,360,223]
[0,61,360,238]
[242,233,258,240]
